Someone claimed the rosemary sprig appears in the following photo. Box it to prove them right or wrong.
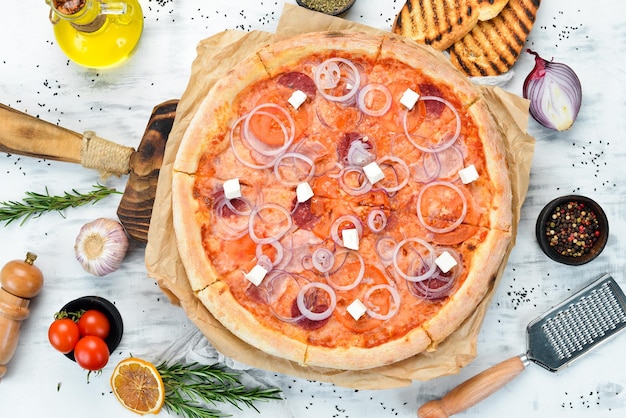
[156,362,282,418]
[0,184,121,226]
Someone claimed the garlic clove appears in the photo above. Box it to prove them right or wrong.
[75,218,129,276]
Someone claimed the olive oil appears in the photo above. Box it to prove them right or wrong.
[47,0,143,69]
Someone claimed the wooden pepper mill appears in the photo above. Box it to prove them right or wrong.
[0,252,44,379]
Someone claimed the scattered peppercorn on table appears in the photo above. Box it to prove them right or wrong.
[1,1,625,417]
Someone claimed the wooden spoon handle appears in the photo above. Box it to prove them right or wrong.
[0,103,83,163]
[417,355,529,418]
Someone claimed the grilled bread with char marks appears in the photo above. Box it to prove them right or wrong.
[449,0,541,76]
[476,0,509,20]
[392,0,480,51]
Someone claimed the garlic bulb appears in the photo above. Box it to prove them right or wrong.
[75,218,129,276]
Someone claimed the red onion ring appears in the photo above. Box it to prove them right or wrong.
[402,96,461,153]
[230,115,277,170]
[264,271,305,323]
[213,195,250,240]
[338,166,372,196]
[242,103,296,157]
[416,181,467,234]
[311,247,335,273]
[392,237,437,282]
[296,282,337,321]
[375,236,397,264]
[377,156,410,193]
[256,240,284,268]
[364,284,401,320]
[357,83,392,117]
[367,209,387,233]
[248,203,293,244]
[330,215,363,248]
[325,250,364,291]
[346,139,375,167]
[314,58,361,103]
[273,152,316,187]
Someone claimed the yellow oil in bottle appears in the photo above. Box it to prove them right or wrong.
[48,0,143,69]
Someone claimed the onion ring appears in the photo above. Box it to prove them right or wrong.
[376,156,410,193]
[367,209,387,233]
[248,203,293,244]
[330,215,363,248]
[392,237,437,282]
[311,247,335,273]
[273,152,316,187]
[296,282,337,321]
[242,103,296,157]
[325,250,364,291]
[357,83,392,117]
[364,284,401,320]
[416,181,467,234]
[338,166,372,196]
[314,57,361,103]
[402,96,461,153]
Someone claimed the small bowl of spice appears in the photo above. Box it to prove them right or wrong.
[296,0,357,16]
[535,195,609,265]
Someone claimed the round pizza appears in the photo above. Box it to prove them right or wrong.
[172,31,512,370]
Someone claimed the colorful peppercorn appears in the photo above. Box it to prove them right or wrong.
[545,201,601,258]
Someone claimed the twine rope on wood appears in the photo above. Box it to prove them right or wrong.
[81,130,134,178]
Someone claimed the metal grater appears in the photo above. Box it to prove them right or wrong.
[524,273,626,372]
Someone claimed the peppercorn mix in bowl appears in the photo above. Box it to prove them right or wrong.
[535,195,609,265]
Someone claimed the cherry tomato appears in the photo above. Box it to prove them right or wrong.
[73,335,110,371]
[77,309,110,339]
[48,318,80,354]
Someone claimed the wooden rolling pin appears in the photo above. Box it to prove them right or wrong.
[0,252,44,379]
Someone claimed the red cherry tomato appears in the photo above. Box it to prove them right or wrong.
[73,336,110,371]
[77,309,110,339]
[48,318,80,354]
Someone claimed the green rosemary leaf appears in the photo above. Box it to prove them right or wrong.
[0,184,121,226]
[156,362,282,418]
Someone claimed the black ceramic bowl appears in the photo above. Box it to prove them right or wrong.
[60,296,124,361]
[296,0,356,16]
[535,195,609,266]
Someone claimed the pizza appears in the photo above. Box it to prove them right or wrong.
[171,31,512,371]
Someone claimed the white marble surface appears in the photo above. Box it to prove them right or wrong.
[1,1,625,417]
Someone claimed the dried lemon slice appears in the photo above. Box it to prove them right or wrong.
[110,357,165,415]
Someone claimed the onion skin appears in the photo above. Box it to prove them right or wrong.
[523,49,582,131]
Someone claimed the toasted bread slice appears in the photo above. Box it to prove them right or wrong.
[476,0,509,20]
[392,0,480,51]
[449,0,541,76]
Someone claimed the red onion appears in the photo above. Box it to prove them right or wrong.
[364,284,401,320]
[523,49,582,131]
[296,282,336,321]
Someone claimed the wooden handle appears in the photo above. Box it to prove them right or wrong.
[0,103,83,163]
[417,356,528,418]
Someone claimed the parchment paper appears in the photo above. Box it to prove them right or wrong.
[145,4,535,390]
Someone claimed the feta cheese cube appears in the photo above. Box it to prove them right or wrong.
[400,88,420,110]
[223,178,241,199]
[458,164,479,184]
[288,90,308,110]
[244,264,268,286]
[435,251,458,273]
[363,161,385,184]
[296,182,314,203]
[342,228,360,250]
[347,299,368,321]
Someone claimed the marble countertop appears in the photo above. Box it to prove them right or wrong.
[1,1,625,417]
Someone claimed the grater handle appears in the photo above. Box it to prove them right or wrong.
[417,355,529,418]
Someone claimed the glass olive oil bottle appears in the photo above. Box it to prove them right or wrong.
[47,0,143,69]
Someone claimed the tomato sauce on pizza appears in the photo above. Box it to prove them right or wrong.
[172,32,512,370]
